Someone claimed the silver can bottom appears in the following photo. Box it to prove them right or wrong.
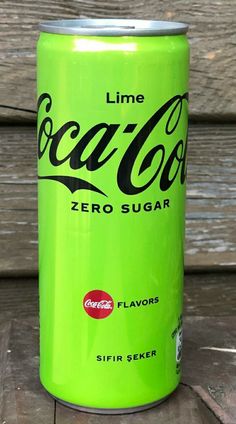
[49,391,172,415]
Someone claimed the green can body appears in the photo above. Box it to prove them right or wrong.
[37,20,189,412]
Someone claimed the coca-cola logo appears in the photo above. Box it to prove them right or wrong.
[37,92,188,197]
[83,290,114,319]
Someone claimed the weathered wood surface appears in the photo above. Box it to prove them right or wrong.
[0,278,38,320]
[0,1,236,122]
[184,273,236,316]
[0,124,235,274]
[0,319,55,424]
[183,316,236,423]
[0,273,235,423]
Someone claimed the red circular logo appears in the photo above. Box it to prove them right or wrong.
[83,290,114,319]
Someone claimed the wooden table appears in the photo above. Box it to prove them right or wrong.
[0,273,235,424]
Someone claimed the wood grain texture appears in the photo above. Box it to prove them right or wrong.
[0,0,236,121]
[186,125,236,269]
[0,319,55,424]
[0,321,11,416]
[184,273,236,316]
[183,316,236,423]
[0,278,38,321]
[0,124,235,274]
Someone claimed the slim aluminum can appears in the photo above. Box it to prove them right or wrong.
[37,19,189,414]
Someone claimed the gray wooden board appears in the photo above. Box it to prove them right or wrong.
[183,316,236,423]
[1,273,236,423]
[0,278,38,321]
[0,319,55,424]
[0,0,236,122]
[0,124,235,274]
[184,273,236,316]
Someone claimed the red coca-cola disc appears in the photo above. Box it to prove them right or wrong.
[83,290,114,319]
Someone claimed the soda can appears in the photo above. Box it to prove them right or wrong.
[37,19,189,414]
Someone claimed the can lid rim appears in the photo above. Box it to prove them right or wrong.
[39,19,188,36]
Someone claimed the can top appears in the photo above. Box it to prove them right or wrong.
[39,19,188,36]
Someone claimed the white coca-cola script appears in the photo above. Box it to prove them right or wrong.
[84,299,113,310]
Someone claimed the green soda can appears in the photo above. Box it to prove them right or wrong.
[37,19,189,414]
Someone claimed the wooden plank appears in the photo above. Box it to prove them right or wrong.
[0,0,235,121]
[0,278,38,321]
[183,316,236,423]
[0,321,11,418]
[186,125,236,268]
[0,273,235,320]
[0,126,37,274]
[0,318,55,424]
[0,124,235,274]
[184,273,236,316]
